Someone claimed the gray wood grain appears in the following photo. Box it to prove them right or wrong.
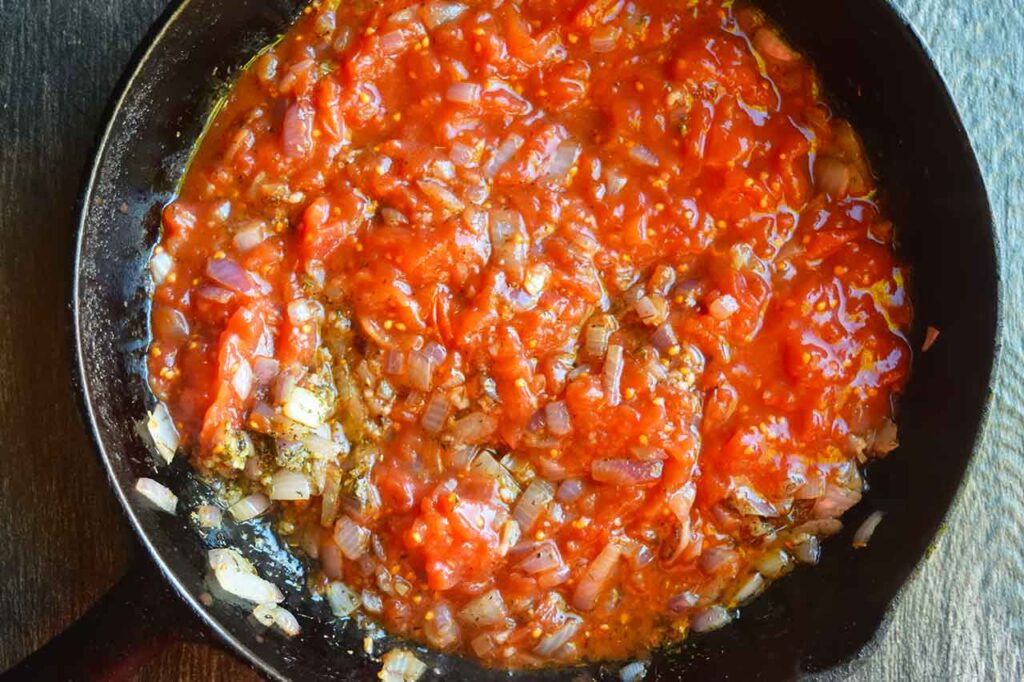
[836,1,1024,680]
[0,0,1019,680]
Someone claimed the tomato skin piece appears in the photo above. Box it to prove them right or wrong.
[197,299,275,457]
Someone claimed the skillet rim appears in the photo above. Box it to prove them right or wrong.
[69,0,1003,680]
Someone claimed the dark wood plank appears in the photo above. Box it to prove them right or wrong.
[0,0,1019,680]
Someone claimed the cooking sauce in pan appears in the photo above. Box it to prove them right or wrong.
[147,0,911,668]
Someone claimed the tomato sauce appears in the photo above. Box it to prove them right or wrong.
[148,0,911,667]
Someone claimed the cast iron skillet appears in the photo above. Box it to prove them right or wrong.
[11,0,1001,679]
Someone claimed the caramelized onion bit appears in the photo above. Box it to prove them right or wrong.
[572,541,623,611]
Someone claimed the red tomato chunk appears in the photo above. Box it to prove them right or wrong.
[148,0,911,668]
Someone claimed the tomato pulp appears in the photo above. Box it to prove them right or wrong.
[148,0,911,668]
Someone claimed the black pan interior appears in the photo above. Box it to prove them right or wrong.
[73,0,999,679]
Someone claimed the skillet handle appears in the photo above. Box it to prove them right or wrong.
[4,554,212,681]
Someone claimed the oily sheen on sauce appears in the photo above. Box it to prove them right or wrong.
[147,0,911,668]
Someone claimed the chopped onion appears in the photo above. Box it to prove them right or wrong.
[557,479,584,503]
[534,616,581,657]
[730,484,778,517]
[196,286,235,306]
[489,209,527,276]
[196,504,222,529]
[603,344,624,403]
[313,9,336,37]
[501,452,536,483]
[708,294,740,320]
[231,359,253,399]
[730,571,765,605]
[327,581,360,617]
[232,220,267,251]
[146,402,179,464]
[450,412,497,443]
[407,350,434,392]
[424,602,461,649]
[321,466,342,527]
[334,516,370,560]
[690,605,732,633]
[252,356,280,384]
[624,540,655,569]
[812,484,862,519]
[206,257,258,296]
[793,517,843,537]
[458,589,508,626]
[667,591,698,613]
[853,510,885,549]
[303,432,345,459]
[513,479,554,531]
[422,341,447,365]
[572,541,622,611]
[380,649,427,682]
[472,633,496,657]
[606,167,627,195]
[628,144,660,167]
[135,478,177,514]
[149,251,173,285]
[517,540,564,575]
[752,547,792,579]
[253,603,301,636]
[619,661,648,682]
[590,25,622,53]
[537,563,571,588]
[545,401,572,436]
[446,81,482,105]
[498,518,522,556]
[422,1,468,29]
[472,450,520,503]
[208,548,283,604]
[544,140,581,182]
[362,589,384,613]
[537,458,568,481]
[387,5,419,24]
[792,536,821,564]
[417,178,465,213]
[635,295,668,326]
[450,141,477,167]
[384,348,406,375]
[421,391,450,433]
[269,469,312,500]
[320,538,343,579]
[484,133,524,178]
[523,263,551,296]
[698,545,738,573]
[592,458,663,486]
[229,493,271,521]
[795,471,825,499]
[379,29,413,54]
[584,315,615,356]
[287,299,317,324]
[283,385,329,428]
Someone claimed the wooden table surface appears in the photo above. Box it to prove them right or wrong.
[0,0,1020,680]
